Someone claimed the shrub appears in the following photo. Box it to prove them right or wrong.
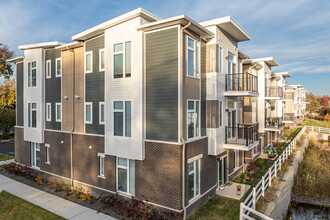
[0,109,15,140]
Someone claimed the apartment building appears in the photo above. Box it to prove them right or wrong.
[9,8,272,217]
[284,85,307,127]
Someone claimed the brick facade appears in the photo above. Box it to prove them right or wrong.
[15,127,31,166]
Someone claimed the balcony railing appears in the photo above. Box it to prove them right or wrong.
[225,123,259,146]
[284,113,294,121]
[265,117,284,129]
[284,92,294,100]
[225,73,258,93]
[265,86,283,98]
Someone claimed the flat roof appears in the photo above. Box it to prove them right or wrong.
[238,50,250,59]
[200,16,251,42]
[7,56,24,63]
[275,72,291,78]
[247,57,279,66]
[55,41,83,50]
[72,8,161,41]
[286,84,302,88]
[138,15,214,40]
[18,41,66,50]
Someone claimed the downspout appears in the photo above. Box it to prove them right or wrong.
[181,21,191,220]
[69,47,75,187]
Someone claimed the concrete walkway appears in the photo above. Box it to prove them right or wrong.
[0,174,116,220]
[0,159,15,166]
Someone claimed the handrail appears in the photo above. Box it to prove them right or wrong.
[225,123,259,146]
[225,72,258,92]
[265,86,283,98]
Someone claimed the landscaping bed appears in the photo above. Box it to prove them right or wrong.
[0,163,181,220]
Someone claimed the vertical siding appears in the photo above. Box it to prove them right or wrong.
[146,27,178,142]
[45,49,61,130]
[201,40,207,136]
[85,35,105,135]
[16,62,24,126]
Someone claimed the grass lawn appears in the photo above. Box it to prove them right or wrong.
[301,119,330,128]
[0,190,66,220]
[285,127,299,138]
[0,153,14,161]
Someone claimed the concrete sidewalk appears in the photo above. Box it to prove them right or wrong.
[0,174,116,220]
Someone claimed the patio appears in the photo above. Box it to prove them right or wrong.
[216,182,251,200]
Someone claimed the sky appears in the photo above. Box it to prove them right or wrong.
[1,0,329,95]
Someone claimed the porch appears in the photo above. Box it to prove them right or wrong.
[216,182,251,200]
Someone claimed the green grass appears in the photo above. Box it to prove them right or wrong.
[301,119,330,128]
[0,153,14,161]
[285,127,299,138]
[0,190,66,220]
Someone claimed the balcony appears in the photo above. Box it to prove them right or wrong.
[224,123,259,150]
[283,92,294,100]
[265,86,283,99]
[283,113,295,122]
[224,73,258,97]
[265,117,284,131]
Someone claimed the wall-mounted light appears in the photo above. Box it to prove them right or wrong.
[64,96,69,100]
[60,141,64,144]
[75,95,80,99]
[88,146,92,149]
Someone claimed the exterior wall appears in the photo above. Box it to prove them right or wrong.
[228,149,243,179]
[16,62,24,126]
[15,127,31,166]
[85,35,105,135]
[105,17,145,160]
[45,49,61,131]
[206,100,219,128]
[23,48,45,143]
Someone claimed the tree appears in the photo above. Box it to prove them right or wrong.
[0,43,15,79]
[0,79,16,139]
[306,92,320,112]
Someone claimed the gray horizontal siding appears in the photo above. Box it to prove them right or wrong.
[85,35,104,135]
[146,27,178,142]
[16,62,24,126]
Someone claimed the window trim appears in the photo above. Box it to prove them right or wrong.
[46,103,51,122]
[98,153,105,178]
[187,99,201,140]
[113,41,131,79]
[116,157,135,195]
[31,143,40,169]
[99,102,105,125]
[99,48,105,72]
[188,158,201,203]
[55,58,62,77]
[55,103,62,122]
[84,102,93,124]
[186,36,200,79]
[85,51,93,73]
[28,102,37,128]
[28,61,37,87]
[46,60,51,79]
[113,100,132,138]
[45,144,50,164]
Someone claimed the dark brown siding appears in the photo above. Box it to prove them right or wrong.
[15,127,30,166]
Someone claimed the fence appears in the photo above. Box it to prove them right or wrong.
[305,126,330,134]
[240,126,306,220]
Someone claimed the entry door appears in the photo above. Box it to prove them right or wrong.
[218,156,228,186]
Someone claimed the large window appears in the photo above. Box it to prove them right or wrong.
[28,61,37,87]
[113,41,131,78]
[219,47,223,73]
[85,102,93,124]
[99,102,105,124]
[28,102,37,128]
[234,150,239,168]
[99,49,105,71]
[45,144,50,164]
[187,100,200,139]
[117,157,135,195]
[219,101,222,127]
[56,103,62,122]
[31,143,40,168]
[55,58,62,77]
[187,37,199,78]
[85,51,93,73]
[113,101,131,137]
[188,158,200,201]
[46,103,51,122]
[46,60,51,79]
[98,153,105,178]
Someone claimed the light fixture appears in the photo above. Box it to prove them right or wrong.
[75,95,80,99]
[64,96,69,100]
[60,141,64,144]
[88,146,92,149]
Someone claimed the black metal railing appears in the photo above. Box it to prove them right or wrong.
[284,92,294,100]
[265,86,283,98]
[225,123,259,146]
[265,117,284,129]
[225,73,258,93]
[284,113,294,121]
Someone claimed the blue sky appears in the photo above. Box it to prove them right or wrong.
[1,0,329,95]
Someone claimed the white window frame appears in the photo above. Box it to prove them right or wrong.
[28,102,37,128]
[28,61,37,87]
[55,103,62,122]
[188,158,201,202]
[84,102,93,124]
[113,101,132,137]
[113,41,131,79]
[46,103,51,122]
[98,153,105,178]
[31,143,40,169]
[46,60,51,79]
[99,102,105,125]
[85,51,93,73]
[45,144,50,164]
[234,150,239,168]
[116,157,135,195]
[99,49,105,72]
[187,36,200,79]
[55,58,62,77]
[187,100,200,140]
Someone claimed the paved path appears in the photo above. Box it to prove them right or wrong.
[0,174,116,220]
[0,159,15,166]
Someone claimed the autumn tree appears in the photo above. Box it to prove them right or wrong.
[0,43,15,79]
[306,92,320,112]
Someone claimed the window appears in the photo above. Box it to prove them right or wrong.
[113,101,131,137]
[234,150,239,168]
[31,143,40,168]
[46,103,51,122]
[188,159,200,201]
[187,100,200,139]
[99,154,105,177]
[85,51,93,73]
[28,102,37,128]
[46,60,51,79]
[99,49,105,71]
[99,102,105,124]
[28,61,37,87]
[85,102,93,124]
[219,47,222,73]
[55,103,62,122]
[55,58,62,77]
[187,37,199,78]
[113,41,131,78]
[117,157,135,195]
[219,101,222,127]
[45,144,50,164]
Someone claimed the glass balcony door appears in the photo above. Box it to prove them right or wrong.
[218,156,227,186]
